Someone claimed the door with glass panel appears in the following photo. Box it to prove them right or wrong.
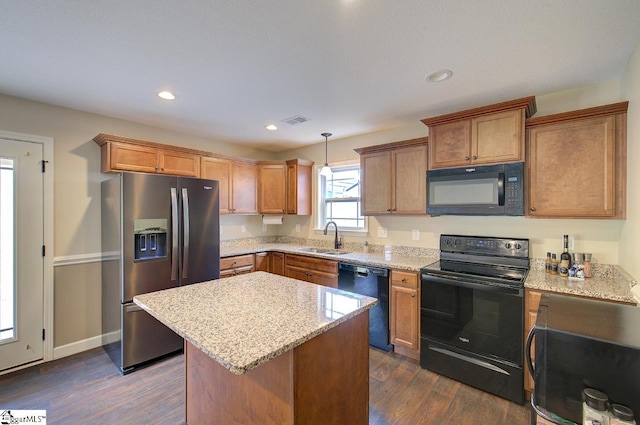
[0,138,44,371]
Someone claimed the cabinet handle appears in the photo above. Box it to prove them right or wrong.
[411,293,415,298]
[401,278,406,282]
[472,155,477,160]
[387,208,391,212]
[392,208,397,212]
[530,207,536,212]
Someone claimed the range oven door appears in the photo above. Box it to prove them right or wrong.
[420,273,524,365]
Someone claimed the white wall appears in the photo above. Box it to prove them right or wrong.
[620,40,640,278]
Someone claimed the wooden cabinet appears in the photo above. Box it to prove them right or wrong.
[526,102,628,219]
[94,134,200,176]
[258,159,313,215]
[389,270,420,360]
[201,156,258,215]
[524,289,543,395]
[270,252,285,276]
[284,254,338,288]
[356,138,428,215]
[421,96,537,169]
[255,252,269,272]
[220,254,255,278]
[258,163,287,214]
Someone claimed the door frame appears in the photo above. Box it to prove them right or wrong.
[0,129,54,367]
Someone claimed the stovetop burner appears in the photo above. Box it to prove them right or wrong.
[421,234,530,287]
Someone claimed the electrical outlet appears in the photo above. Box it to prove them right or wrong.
[295,224,301,233]
[378,227,388,238]
[220,225,223,235]
[241,224,246,233]
[412,229,420,241]
[262,224,267,232]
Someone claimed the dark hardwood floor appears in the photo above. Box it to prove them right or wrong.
[0,347,531,424]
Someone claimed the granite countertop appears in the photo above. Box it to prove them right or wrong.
[133,271,377,375]
[221,243,435,272]
[525,266,637,304]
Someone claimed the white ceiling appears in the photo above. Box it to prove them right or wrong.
[1,1,640,152]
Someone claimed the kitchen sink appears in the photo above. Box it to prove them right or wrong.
[299,247,350,255]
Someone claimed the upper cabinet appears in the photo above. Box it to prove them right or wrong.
[355,138,428,215]
[258,159,313,215]
[421,96,537,170]
[94,134,200,177]
[526,102,628,219]
[201,156,258,215]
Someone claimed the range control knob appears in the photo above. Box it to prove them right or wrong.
[453,239,460,246]
[505,242,512,249]
[515,243,522,250]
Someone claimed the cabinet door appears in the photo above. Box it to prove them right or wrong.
[472,109,523,165]
[390,270,419,349]
[392,145,427,214]
[255,252,269,272]
[258,164,287,214]
[287,163,312,215]
[428,120,472,169]
[360,151,391,215]
[109,142,158,173]
[158,150,200,177]
[390,284,419,350]
[285,265,311,283]
[270,252,285,276]
[231,162,258,214]
[200,157,231,214]
[527,116,616,218]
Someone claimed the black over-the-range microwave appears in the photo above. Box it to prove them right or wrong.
[426,162,524,216]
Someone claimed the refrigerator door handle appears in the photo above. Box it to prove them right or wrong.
[171,187,179,281]
[181,187,190,280]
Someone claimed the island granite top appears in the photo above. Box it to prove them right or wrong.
[133,271,377,375]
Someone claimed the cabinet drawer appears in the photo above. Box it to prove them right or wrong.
[285,254,338,274]
[220,254,254,270]
[391,270,418,289]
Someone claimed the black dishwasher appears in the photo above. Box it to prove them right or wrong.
[338,262,392,351]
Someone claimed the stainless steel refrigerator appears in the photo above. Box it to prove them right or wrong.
[101,172,220,374]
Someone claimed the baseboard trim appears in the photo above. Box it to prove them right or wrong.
[53,330,120,360]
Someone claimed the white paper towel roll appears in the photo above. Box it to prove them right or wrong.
[262,215,284,225]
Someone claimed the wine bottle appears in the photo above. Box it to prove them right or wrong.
[559,235,571,277]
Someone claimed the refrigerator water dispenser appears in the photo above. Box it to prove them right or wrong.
[134,219,167,260]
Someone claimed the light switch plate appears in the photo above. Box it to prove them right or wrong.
[412,229,420,240]
[378,227,388,238]
[241,224,246,233]
[295,224,301,233]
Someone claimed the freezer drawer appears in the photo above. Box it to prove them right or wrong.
[121,303,183,373]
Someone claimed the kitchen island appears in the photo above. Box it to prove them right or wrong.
[133,271,377,425]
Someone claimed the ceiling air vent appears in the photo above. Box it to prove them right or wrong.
[282,115,311,125]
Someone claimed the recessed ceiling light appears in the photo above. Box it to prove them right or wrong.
[425,69,453,82]
[265,124,278,131]
[158,91,176,100]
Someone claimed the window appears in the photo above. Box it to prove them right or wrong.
[317,162,366,231]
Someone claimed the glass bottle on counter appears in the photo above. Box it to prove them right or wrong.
[583,388,610,425]
[545,252,552,273]
[559,235,571,277]
[551,254,558,275]
[584,253,593,278]
[610,404,636,425]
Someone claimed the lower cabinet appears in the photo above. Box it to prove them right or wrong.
[255,252,269,272]
[284,254,338,288]
[389,269,420,360]
[270,252,285,276]
[220,254,255,278]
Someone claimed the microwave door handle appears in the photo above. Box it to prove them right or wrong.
[525,326,535,378]
[498,172,505,206]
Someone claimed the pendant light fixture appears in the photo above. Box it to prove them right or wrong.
[319,132,333,177]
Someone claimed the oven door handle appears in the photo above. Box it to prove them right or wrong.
[422,274,523,296]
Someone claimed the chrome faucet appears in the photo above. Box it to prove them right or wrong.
[323,221,342,250]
